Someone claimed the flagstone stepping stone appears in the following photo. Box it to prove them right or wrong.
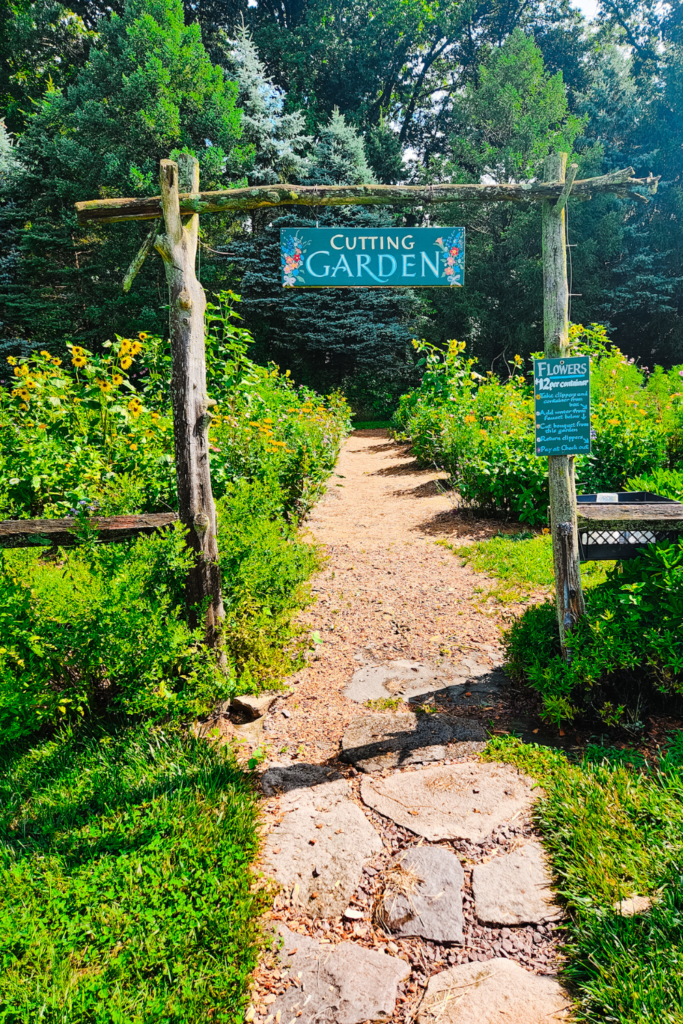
[343,657,489,704]
[342,713,486,772]
[262,773,382,919]
[270,924,410,1024]
[360,763,536,842]
[472,842,563,925]
[614,895,652,916]
[416,958,571,1023]
[377,846,465,942]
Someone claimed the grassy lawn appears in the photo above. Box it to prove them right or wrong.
[0,722,267,1023]
[441,532,612,603]
[485,735,683,1023]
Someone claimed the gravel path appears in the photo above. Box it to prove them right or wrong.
[248,430,570,1024]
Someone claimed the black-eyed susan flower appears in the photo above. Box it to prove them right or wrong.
[120,356,133,370]
[7,356,16,365]
[112,374,123,386]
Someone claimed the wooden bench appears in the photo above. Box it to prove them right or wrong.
[576,493,683,560]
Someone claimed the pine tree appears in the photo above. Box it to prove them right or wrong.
[221,24,310,186]
[221,109,422,414]
[0,0,245,348]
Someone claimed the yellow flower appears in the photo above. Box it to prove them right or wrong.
[150,411,160,421]
[40,350,51,359]
[20,403,28,410]
[484,416,494,421]
[13,367,21,376]
[120,356,133,369]
[119,339,132,355]
[71,346,85,357]
[112,374,123,386]
[639,409,647,416]
[7,356,16,365]
[72,356,87,368]
[513,354,523,365]
[130,341,143,355]
[53,358,62,367]
[607,418,620,426]
[99,380,112,393]
[464,415,476,424]
[129,443,138,451]
[38,423,47,429]
[138,332,149,341]
[479,429,488,437]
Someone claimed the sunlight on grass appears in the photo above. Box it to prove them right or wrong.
[484,735,683,1022]
[439,532,613,603]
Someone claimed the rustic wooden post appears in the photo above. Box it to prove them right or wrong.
[155,154,224,643]
[542,152,585,649]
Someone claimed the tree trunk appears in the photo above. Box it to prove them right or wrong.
[542,152,586,650]
[155,156,224,643]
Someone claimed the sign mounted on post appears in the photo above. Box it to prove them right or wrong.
[534,356,591,456]
[280,227,464,288]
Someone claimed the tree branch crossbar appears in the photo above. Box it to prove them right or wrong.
[76,168,659,225]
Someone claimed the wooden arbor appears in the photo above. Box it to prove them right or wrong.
[75,156,658,650]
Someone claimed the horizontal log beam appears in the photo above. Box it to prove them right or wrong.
[0,512,178,548]
[76,169,660,225]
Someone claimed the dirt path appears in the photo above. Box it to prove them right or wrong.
[262,429,513,763]
[246,431,571,1024]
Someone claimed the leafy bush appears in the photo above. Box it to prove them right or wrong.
[627,466,683,502]
[394,326,681,524]
[0,293,348,739]
[0,722,267,1023]
[0,291,350,520]
[504,539,683,725]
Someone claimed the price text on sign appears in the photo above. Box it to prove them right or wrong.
[280,227,464,288]
[534,357,591,456]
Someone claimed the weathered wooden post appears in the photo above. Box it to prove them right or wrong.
[542,152,585,648]
[155,154,224,643]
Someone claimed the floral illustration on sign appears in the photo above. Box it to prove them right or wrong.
[281,233,308,287]
[434,229,465,286]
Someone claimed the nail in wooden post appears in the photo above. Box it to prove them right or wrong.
[542,152,585,650]
[155,155,224,643]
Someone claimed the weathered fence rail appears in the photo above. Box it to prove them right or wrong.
[0,513,177,548]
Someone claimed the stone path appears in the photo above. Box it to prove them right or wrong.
[242,432,572,1023]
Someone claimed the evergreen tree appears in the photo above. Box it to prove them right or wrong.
[220,24,310,186]
[0,0,245,347]
[221,109,421,413]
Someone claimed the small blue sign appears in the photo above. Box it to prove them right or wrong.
[534,356,591,456]
[280,227,465,288]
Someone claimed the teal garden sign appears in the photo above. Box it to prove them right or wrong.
[280,227,464,288]
[534,357,591,456]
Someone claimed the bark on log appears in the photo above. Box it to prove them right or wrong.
[543,153,586,650]
[155,156,224,643]
[0,513,177,548]
[75,169,659,225]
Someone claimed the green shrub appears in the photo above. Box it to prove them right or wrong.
[0,722,267,1023]
[504,539,683,725]
[0,527,228,743]
[627,466,683,502]
[394,326,679,524]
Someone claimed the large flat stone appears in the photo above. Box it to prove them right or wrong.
[343,658,490,704]
[360,763,536,842]
[263,774,382,918]
[416,958,571,1024]
[472,842,563,925]
[378,846,464,942]
[271,924,410,1024]
[342,713,486,772]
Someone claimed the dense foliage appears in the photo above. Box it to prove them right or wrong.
[485,735,683,1023]
[0,722,267,1022]
[0,293,349,741]
[505,540,683,726]
[2,0,683,407]
[394,325,683,524]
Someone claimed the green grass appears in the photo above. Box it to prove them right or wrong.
[440,532,612,603]
[0,721,267,1023]
[484,734,683,1022]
